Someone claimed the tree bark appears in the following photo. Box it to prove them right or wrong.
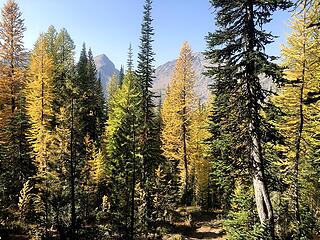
[70,97,76,239]
[293,13,307,236]
[246,1,274,237]
[251,122,274,229]
[130,114,136,240]
[181,78,188,205]
[182,113,188,205]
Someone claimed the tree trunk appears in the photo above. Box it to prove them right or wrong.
[246,1,274,237]
[70,97,76,239]
[251,121,274,230]
[181,75,189,205]
[182,118,188,205]
[293,14,307,235]
[130,115,136,240]
[293,83,303,238]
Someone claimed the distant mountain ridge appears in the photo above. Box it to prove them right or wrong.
[94,52,213,99]
[153,52,212,100]
[95,52,272,100]
[94,54,119,93]
[153,52,273,100]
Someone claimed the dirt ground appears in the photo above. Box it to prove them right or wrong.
[163,206,226,240]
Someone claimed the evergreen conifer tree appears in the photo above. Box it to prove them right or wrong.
[205,0,291,237]
[104,71,142,238]
[136,0,161,228]
[127,43,134,73]
[119,65,124,86]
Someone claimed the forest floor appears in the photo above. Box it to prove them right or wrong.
[163,206,226,240]
[2,206,226,240]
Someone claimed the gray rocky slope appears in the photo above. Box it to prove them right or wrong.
[94,54,119,93]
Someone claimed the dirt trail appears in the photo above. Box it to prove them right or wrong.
[163,206,226,240]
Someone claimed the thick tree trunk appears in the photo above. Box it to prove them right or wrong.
[251,122,274,229]
[246,1,274,237]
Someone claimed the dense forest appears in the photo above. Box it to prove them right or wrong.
[0,0,319,239]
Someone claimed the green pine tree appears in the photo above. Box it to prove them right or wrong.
[136,0,161,230]
[205,0,291,238]
[119,65,124,86]
[104,71,142,238]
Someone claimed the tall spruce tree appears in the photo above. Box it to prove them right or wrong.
[127,43,134,73]
[205,0,291,237]
[105,71,142,238]
[136,0,161,229]
[119,65,124,86]
[75,45,104,145]
[88,48,105,143]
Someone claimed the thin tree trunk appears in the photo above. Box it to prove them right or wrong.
[11,65,15,114]
[70,97,76,239]
[182,117,188,205]
[294,84,303,238]
[293,14,307,236]
[130,117,136,240]
[40,55,49,239]
[181,72,189,205]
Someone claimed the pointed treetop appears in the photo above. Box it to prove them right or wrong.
[119,65,124,86]
[137,0,155,92]
[87,47,95,64]
[127,43,134,72]
[88,47,92,56]
[78,43,88,65]
[0,0,26,61]
[87,47,97,73]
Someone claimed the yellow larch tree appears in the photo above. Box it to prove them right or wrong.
[25,34,55,232]
[0,0,26,137]
[0,0,30,222]
[26,34,54,169]
[189,101,211,206]
[272,1,320,237]
[161,41,197,204]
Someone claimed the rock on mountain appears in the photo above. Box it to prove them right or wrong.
[94,54,119,93]
[153,52,212,100]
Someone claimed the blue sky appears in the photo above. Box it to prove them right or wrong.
[1,0,291,69]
